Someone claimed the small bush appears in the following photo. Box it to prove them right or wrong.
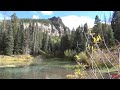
[64,49,77,57]
[74,52,88,64]
[64,49,77,60]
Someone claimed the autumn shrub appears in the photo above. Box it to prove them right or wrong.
[75,52,88,64]
[64,49,77,60]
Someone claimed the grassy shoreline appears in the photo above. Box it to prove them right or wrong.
[0,55,34,68]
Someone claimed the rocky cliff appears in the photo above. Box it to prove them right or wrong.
[20,16,70,37]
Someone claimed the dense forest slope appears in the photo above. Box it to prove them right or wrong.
[0,12,120,59]
[0,13,70,56]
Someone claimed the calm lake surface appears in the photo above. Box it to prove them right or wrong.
[0,57,75,79]
[0,56,115,79]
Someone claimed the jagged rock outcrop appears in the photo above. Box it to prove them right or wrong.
[20,16,70,36]
[49,16,66,36]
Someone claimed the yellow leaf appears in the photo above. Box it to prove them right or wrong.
[98,35,102,40]
[96,36,100,42]
[87,44,90,49]
[92,46,93,51]
[93,37,96,43]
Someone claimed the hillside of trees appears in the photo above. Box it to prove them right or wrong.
[0,11,120,59]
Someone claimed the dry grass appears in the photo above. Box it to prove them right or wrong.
[87,50,119,69]
[0,55,34,67]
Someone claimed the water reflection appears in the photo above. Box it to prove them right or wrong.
[0,61,74,79]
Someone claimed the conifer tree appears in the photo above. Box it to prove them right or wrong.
[92,15,102,36]
[4,23,14,55]
[111,11,120,42]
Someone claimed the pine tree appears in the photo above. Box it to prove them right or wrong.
[11,13,19,37]
[11,13,20,54]
[92,15,102,36]
[72,26,85,52]
[111,11,120,42]
[84,23,88,33]
[107,26,115,47]
[70,28,76,49]
[13,25,22,54]
[60,26,71,55]
[4,24,14,55]
[47,36,52,54]
[102,22,115,48]
[24,28,30,55]
[60,34,70,55]
[0,22,4,54]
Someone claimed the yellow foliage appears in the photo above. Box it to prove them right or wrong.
[93,37,97,43]
[66,68,86,79]
[87,44,90,50]
[74,55,80,60]
[98,35,102,41]
[93,35,102,43]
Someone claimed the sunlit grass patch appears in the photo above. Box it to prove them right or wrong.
[62,65,79,69]
[0,55,34,67]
